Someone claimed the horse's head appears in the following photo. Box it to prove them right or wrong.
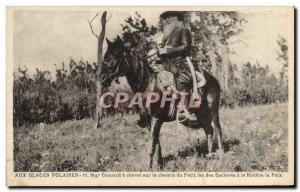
[101,34,155,92]
[101,35,125,87]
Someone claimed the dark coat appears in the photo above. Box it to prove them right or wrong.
[161,25,192,58]
[160,25,194,91]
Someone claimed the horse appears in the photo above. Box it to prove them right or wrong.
[100,36,223,169]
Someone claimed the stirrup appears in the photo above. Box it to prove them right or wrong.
[195,71,206,88]
[176,108,190,123]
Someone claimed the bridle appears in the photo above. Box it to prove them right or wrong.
[100,52,129,85]
[100,42,159,89]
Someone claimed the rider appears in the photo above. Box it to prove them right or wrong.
[157,11,196,121]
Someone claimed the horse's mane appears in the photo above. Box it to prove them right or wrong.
[123,37,153,92]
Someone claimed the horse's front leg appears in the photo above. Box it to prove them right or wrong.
[157,139,163,169]
[149,118,163,169]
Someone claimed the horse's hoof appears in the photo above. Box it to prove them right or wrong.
[217,149,224,154]
[206,153,214,159]
[216,149,224,159]
[137,120,147,128]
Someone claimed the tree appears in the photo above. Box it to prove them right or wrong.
[277,35,288,88]
[190,11,246,90]
[88,11,108,129]
[228,63,239,88]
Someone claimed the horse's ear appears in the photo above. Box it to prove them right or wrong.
[106,38,111,45]
[116,35,124,50]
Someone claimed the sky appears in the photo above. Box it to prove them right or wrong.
[13,9,290,77]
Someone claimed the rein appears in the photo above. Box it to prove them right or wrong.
[101,43,155,92]
[100,53,129,84]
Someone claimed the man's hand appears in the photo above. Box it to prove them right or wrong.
[150,63,159,73]
[158,47,167,55]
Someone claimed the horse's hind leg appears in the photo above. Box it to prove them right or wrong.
[203,124,213,157]
[212,111,223,152]
[149,118,163,169]
[195,110,213,157]
[207,93,223,153]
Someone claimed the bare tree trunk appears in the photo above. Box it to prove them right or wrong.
[85,79,88,94]
[221,44,230,91]
[93,11,107,129]
[209,34,218,77]
[208,51,217,76]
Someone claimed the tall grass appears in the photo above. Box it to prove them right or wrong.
[14,103,288,172]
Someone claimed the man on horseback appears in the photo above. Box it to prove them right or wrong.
[101,14,223,167]
[156,11,204,121]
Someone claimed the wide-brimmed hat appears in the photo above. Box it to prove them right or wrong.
[159,11,185,21]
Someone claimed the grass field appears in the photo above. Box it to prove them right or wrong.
[14,103,289,172]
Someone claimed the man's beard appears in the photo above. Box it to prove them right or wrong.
[162,22,178,41]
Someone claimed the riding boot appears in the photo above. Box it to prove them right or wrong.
[177,93,191,122]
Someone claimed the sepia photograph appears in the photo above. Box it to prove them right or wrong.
[6,6,294,186]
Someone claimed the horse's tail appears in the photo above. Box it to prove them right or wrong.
[202,70,221,109]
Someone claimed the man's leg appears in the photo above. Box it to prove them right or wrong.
[176,71,192,122]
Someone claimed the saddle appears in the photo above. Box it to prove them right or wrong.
[152,57,206,94]
[149,57,206,122]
